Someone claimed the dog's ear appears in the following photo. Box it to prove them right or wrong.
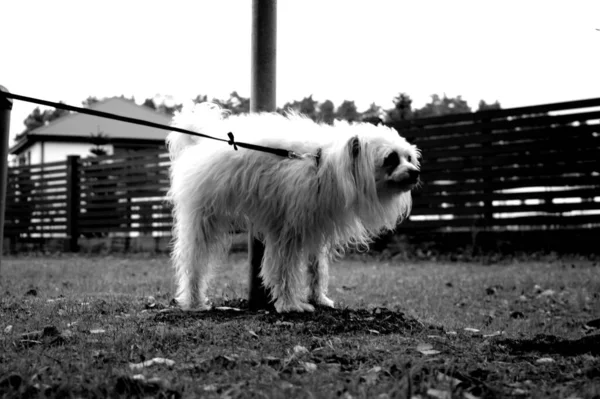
[347,136,360,159]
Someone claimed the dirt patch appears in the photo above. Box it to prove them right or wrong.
[154,299,436,335]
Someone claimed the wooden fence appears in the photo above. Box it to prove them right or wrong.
[391,97,600,231]
[4,97,600,250]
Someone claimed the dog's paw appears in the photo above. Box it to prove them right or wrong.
[312,294,335,308]
[274,299,315,313]
[178,298,212,311]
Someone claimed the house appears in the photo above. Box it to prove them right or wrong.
[9,97,172,165]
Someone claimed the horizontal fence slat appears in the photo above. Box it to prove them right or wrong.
[80,174,170,189]
[413,200,600,216]
[412,187,600,205]
[414,124,598,150]
[80,183,169,196]
[402,213,600,229]
[80,153,170,172]
[421,147,600,172]
[399,110,600,138]
[8,160,68,171]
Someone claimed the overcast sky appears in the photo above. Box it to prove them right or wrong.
[2,0,599,140]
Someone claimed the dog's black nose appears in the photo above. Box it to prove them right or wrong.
[407,169,420,182]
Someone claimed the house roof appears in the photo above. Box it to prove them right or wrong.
[10,97,173,155]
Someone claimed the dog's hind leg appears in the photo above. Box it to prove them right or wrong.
[172,207,221,310]
[308,249,335,308]
[261,235,315,313]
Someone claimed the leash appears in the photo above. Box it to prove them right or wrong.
[2,91,312,160]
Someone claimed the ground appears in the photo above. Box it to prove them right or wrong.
[0,253,599,398]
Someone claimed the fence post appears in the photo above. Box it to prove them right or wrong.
[248,0,277,310]
[481,118,494,226]
[65,155,80,252]
[0,86,13,273]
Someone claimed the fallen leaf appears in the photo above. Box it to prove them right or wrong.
[248,330,259,338]
[483,331,504,338]
[293,345,309,355]
[367,329,380,334]
[427,388,451,399]
[129,357,175,370]
[4,325,12,334]
[301,361,317,373]
[89,329,106,334]
[215,306,242,311]
[538,289,555,297]
[61,329,74,339]
[464,328,480,333]
[417,343,441,355]
[536,357,554,364]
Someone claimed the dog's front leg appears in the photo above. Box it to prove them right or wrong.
[308,250,335,308]
[261,235,315,313]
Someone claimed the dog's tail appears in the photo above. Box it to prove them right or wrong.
[166,102,228,159]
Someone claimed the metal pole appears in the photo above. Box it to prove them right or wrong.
[0,86,13,274]
[248,0,276,310]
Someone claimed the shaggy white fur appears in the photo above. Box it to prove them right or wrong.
[167,103,420,313]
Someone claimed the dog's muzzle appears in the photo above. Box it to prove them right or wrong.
[406,169,420,185]
[388,168,420,191]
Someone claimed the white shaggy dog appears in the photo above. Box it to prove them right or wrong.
[167,103,420,313]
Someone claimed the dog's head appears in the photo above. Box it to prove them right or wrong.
[343,124,420,202]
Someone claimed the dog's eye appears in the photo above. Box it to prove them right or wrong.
[407,155,412,163]
[382,152,400,169]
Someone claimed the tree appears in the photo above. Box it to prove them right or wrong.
[89,132,109,156]
[414,94,472,119]
[82,96,100,107]
[477,99,501,111]
[317,100,335,125]
[192,94,208,104]
[387,92,413,122]
[214,91,250,115]
[360,102,384,125]
[142,98,157,111]
[19,104,71,136]
[142,96,182,116]
[335,100,359,122]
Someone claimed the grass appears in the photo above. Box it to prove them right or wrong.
[0,253,599,398]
